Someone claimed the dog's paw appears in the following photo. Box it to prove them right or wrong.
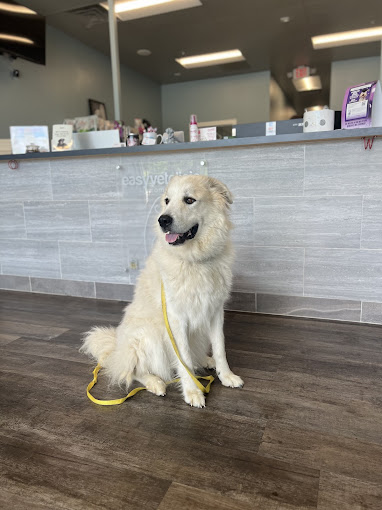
[146,376,167,396]
[184,389,205,408]
[203,356,216,369]
[219,371,244,388]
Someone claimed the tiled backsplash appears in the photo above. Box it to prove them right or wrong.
[1,138,382,324]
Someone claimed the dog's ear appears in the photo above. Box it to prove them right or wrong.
[207,177,233,205]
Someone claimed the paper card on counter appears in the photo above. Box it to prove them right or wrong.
[10,126,49,154]
[52,124,73,151]
[199,127,216,141]
[266,122,276,136]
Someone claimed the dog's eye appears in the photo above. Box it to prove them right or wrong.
[184,197,196,205]
[165,198,169,205]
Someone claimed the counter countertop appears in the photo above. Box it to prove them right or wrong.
[1,126,381,161]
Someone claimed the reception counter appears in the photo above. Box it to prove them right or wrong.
[1,127,382,324]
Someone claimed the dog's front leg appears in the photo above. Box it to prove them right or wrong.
[211,308,244,388]
[170,320,206,408]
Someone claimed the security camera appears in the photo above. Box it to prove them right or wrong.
[12,69,20,78]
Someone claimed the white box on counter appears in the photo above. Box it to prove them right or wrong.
[72,129,121,150]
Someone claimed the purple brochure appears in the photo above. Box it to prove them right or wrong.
[342,81,382,129]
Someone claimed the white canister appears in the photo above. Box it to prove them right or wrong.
[303,107,335,133]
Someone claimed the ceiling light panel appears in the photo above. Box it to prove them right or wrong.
[176,49,245,69]
[0,2,37,14]
[137,48,151,56]
[312,26,382,49]
[0,33,34,44]
[101,0,202,21]
[292,75,322,92]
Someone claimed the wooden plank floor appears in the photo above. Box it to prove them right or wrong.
[1,290,382,510]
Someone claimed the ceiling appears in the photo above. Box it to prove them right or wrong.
[21,0,382,115]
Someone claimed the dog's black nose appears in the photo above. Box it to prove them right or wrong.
[158,215,173,230]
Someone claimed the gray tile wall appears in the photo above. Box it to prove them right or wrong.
[0,202,26,239]
[89,200,124,242]
[24,201,91,241]
[304,140,382,195]
[207,145,305,198]
[59,241,129,284]
[253,196,362,248]
[361,196,382,249]
[1,139,382,324]
[234,246,304,296]
[0,239,61,278]
[305,248,382,302]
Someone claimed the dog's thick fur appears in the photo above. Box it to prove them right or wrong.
[81,175,243,407]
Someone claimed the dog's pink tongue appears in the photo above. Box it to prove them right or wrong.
[165,233,179,243]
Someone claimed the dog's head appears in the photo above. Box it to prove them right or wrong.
[157,175,233,261]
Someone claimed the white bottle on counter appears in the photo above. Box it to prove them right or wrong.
[189,114,199,142]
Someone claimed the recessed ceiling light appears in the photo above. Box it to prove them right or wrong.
[115,0,174,13]
[137,48,151,56]
[100,0,202,22]
[0,2,37,14]
[176,49,245,69]
[280,16,290,23]
[306,105,325,111]
[0,33,34,45]
[293,75,322,92]
[312,26,382,49]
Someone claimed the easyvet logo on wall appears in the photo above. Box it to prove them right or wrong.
[120,161,208,282]
[122,169,206,188]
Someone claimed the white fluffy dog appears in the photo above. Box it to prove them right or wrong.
[81,175,243,407]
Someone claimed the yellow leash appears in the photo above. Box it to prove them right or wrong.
[86,281,214,405]
[160,281,214,394]
[86,364,147,405]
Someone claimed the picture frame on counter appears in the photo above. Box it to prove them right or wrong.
[89,99,107,120]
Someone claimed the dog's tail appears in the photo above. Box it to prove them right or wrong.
[81,326,117,365]
[80,326,137,388]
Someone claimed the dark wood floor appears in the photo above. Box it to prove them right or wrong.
[1,291,382,510]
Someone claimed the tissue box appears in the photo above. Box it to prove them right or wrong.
[303,109,335,133]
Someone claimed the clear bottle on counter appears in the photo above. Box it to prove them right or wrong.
[189,114,199,142]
